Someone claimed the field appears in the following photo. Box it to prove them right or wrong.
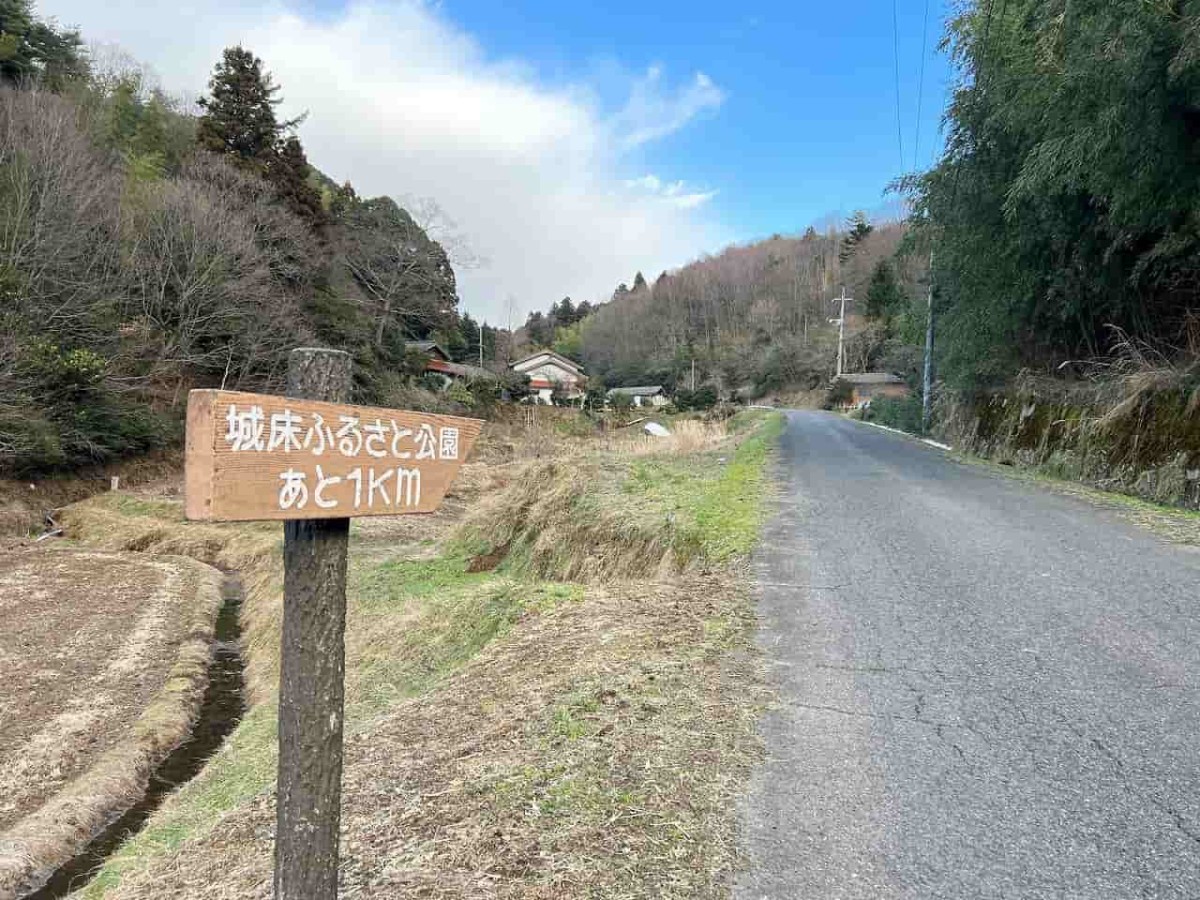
[7,409,783,899]
[0,546,221,898]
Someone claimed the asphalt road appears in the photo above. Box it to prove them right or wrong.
[736,411,1200,900]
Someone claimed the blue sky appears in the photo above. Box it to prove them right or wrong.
[46,0,958,318]
[438,0,956,239]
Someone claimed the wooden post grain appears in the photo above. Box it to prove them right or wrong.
[275,348,352,900]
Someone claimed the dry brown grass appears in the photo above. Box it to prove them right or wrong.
[53,411,779,900]
[80,576,764,900]
[451,458,691,583]
[596,419,729,458]
[0,547,221,899]
[452,413,777,584]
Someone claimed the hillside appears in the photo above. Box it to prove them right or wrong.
[0,10,487,477]
[512,218,925,403]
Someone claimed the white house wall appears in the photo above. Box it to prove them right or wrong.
[522,363,580,386]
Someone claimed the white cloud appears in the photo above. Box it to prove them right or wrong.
[38,0,731,323]
[624,174,717,210]
[611,66,724,149]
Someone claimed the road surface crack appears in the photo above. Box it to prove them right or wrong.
[1053,710,1200,848]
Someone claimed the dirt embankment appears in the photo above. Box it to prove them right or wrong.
[0,452,183,540]
[936,374,1200,509]
[0,545,221,898]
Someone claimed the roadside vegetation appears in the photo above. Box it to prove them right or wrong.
[43,410,781,899]
[455,414,784,580]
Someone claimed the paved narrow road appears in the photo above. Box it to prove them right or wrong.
[737,411,1200,899]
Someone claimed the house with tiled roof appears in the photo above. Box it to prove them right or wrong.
[405,341,497,385]
[510,350,586,404]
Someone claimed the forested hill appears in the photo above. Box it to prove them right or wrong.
[534,1,1200,411]
[0,5,490,475]
[523,216,925,399]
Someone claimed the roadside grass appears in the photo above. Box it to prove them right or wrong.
[846,412,1200,547]
[454,410,785,580]
[624,411,784,562]
[955,452,1200,546]
[60,410,783,899]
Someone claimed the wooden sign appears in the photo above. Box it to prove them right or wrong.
[185,389,482,522]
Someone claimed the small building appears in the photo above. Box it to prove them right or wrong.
[510,350,586,404]
[405,341,497,387]
[405,340,451,362]
[607,385,669,408]
[834,372,910,408]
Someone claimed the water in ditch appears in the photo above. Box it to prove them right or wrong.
[23,573,247,899]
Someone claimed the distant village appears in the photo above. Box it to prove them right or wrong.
[407,337,910,412]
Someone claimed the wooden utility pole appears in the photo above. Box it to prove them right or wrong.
[836,287,847,378]
[922,251,935,432]
[275,347,352,900]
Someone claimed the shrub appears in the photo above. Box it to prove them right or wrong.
[417,372,447,392]
[499,370,531,402]
[867,394,924,433]
[675,384,719,411]
[1,342,171,474]
[446,381,475,407]
[822,380,854,409]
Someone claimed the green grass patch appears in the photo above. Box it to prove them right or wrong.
[106,494,185,520]
[79,704,277,898]
[726,407,773,434]
[622,411,784,562]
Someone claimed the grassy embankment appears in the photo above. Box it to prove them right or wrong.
[58,410,783,899]
[855,399,1200,547]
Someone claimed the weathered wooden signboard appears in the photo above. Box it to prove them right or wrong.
[185,351,487,900]
[185,389,483,522]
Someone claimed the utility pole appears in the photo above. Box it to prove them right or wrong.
[479,317,484,369]
[921,250,935,432]
[836,287,847,378]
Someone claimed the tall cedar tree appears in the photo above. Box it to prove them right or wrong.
[272,136,325,228]
[197,46,323,226]
[839,211,873,262]
[197,46,289,171]
[865,259,905,324]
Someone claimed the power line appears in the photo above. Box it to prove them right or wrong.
[892,0,905,171]
[913,0,931,171]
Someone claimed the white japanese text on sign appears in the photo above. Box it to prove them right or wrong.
[185,390,482,522]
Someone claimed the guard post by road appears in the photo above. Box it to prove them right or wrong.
[184,347,482,899]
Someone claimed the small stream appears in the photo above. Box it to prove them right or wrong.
[23,574,247,899]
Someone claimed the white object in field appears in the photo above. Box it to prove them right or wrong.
[110,476,120,491]
[643,422,671,437]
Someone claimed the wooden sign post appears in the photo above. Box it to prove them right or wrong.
[184,348,481,900]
